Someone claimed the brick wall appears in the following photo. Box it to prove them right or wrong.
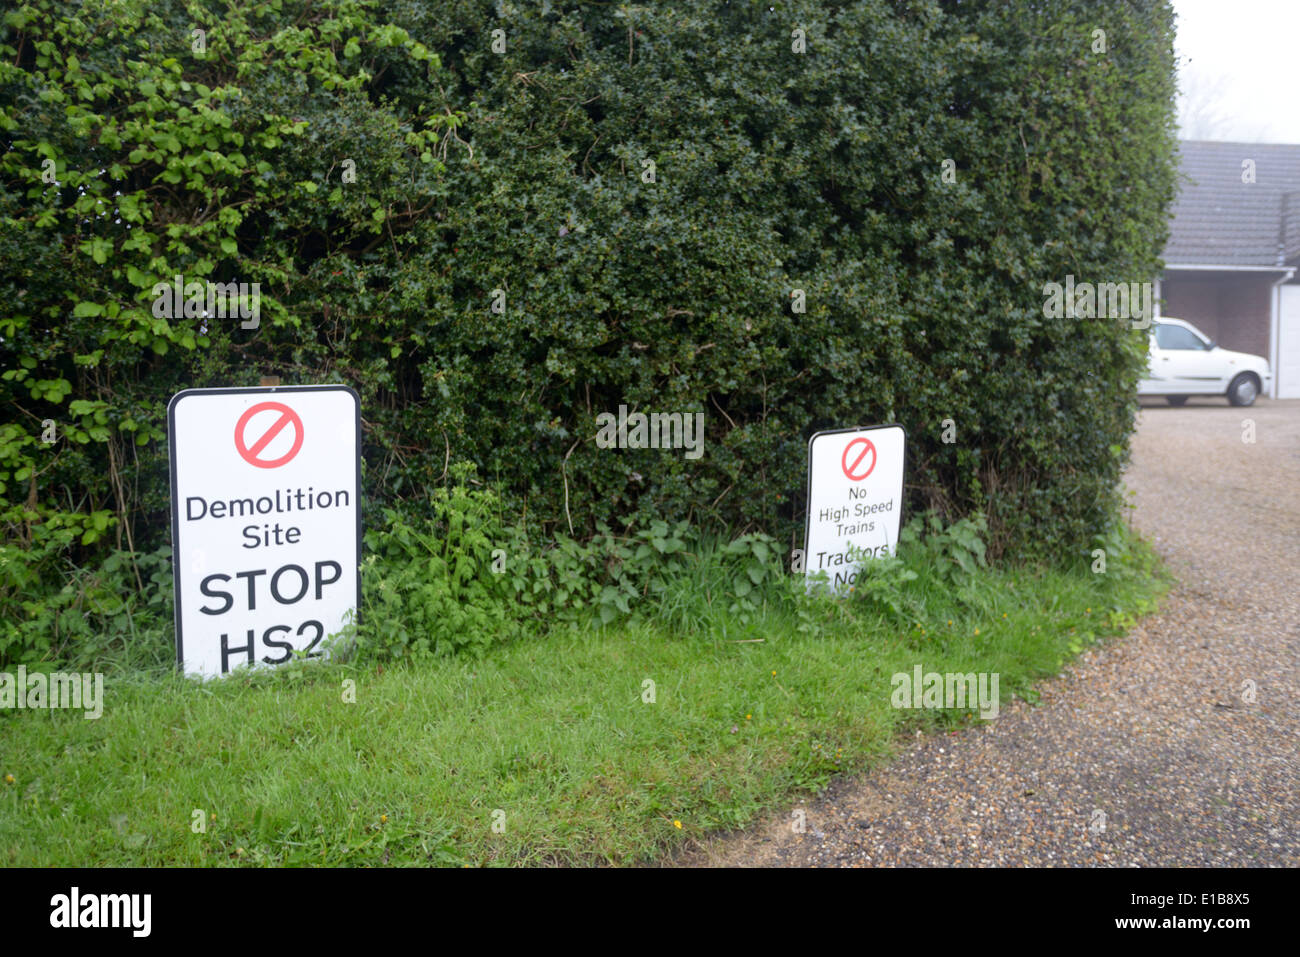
[1161,272,1273,358]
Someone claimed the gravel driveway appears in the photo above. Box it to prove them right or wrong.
[686,398,1300,867]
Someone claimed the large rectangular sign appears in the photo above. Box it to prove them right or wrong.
[168,385,361,677]
[803,424,906,592]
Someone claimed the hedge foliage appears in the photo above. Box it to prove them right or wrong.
[1,0,1178,658]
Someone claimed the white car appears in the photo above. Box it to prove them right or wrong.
[1138,318,1272,407]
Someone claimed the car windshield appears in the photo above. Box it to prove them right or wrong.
[1154,323,1208,350]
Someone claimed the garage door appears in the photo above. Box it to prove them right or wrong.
[1279,285,1300,398]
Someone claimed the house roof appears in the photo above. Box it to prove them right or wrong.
[1163,140,1300,268]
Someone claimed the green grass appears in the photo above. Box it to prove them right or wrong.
[1,533,1166,866]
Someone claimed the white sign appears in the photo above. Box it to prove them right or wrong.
[168,386,361,677]
[803,424,906,592]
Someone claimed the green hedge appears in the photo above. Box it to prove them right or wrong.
[1,0,1177,660]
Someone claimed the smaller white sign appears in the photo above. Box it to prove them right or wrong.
[803,424,906,592]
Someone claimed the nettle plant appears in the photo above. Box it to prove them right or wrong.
[352,465,800,659]
[360,476,518,659]
[501,520,693,625]
[899,513,990,586]
[717,534,787,623]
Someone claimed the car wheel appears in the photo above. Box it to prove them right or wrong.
[1227,374,1259,407]
[1166,396,1188,406]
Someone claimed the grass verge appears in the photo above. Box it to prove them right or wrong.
[1,528,1166,865]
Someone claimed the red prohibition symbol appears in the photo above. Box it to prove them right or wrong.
[235,401,304,469]
[841,436,877,481]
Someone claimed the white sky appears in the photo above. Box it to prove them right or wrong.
[1173,0,1300,143]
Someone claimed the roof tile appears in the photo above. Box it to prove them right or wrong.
[1164,140,1300,266]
